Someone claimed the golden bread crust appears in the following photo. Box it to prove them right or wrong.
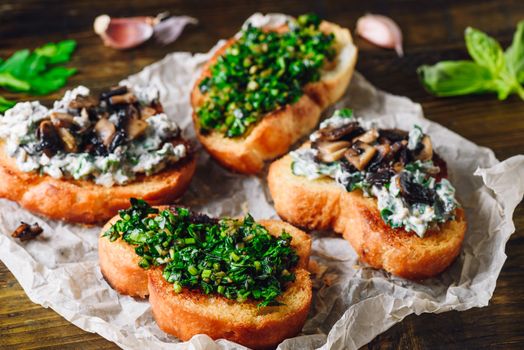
[0,142,196,224]
[267,151,467,280]
[147,219,312,349]
[98,216,150,298]
[191,20,358,174]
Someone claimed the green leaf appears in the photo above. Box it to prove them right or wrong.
[0,72,31,92]
[0,96,16,113]
[418,61,496,97]
[0,49,31,76]
[27,66,77,95]
[505,20,524,83]
[34,39,77,64]
[465,27,505,74]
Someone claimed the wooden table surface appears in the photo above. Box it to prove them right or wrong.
[1,0,523,349]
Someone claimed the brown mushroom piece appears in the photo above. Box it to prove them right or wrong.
[126,118,149,140]
[353,128,379,144]
[415,136,433,161]
[100,86,128,100]
[11,222,43,241]
[36,120,63,156]
[50,112,75,128]
[95,118,117,147]
[315,140,351,163]
[344,141,377,171]
[109,92,137,105]
[69,95,98,110]
[379,129,409,143]
[57,128,78,153]
[317,122,364,141]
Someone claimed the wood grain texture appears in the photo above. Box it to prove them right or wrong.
[0,0,523,349]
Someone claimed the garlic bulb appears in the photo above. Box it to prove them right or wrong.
[356,14,404,57]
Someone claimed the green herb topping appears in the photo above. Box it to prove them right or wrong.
[104,199,299,307]
[197,13,336,137]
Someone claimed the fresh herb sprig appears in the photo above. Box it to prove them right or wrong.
[0,40,77,112]
[197,13,336,137]
[418,20,524,100]
[105,199,299,307]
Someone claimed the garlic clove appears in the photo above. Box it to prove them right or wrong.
[154,16,198,45]
[356,14,404,57]
[94,14,155,50]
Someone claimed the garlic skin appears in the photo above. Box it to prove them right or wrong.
[93,13,196,50]
[356,14,404,57]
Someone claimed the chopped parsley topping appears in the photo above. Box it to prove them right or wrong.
[197,13,336,137]
[104,199,299,307]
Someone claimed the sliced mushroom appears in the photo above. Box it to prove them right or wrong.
[126,118,148,140]
[393,162,404,173]
[399,172,435,205]
[353,128,379,144]
[379,128,409,143]
[11,222,43,241]
[50,112,75,128]
[315,140,351,163]
[36,121,62,156]
[109,92,137,105]
[140,106,157,119]
[344,141,377,171]
[100,86,128,100]
[317,122,364,141]
[414,135,433,161]
[57,128,78,153]
[69,95,98,110]
[95,118,117,147]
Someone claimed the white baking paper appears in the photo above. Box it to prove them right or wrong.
[1,13,523,350]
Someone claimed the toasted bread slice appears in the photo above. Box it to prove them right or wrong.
[0,142,196,224]
[98,214,149,298]
[99,210,312,349]
[191,20,358,174]
[148,219,312,350]
[268,151,467,280]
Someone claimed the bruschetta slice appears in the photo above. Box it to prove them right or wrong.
[98,200,312,349]
[268,109,467,279]
[191,14,357,174]
[0,86,196,224]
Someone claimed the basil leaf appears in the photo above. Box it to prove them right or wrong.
[0,50,31,76]
[0,96,16,113]
[0,72,31,92]
[34,40,77,64]
[418,61,496,96]
[465,27,505,74]
[27,66,77,95]
[505,20,524,83]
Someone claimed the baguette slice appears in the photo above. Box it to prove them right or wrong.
[191,20,358,174]
[98,210,313,349]
[0,141,196,224]
[268,150,467,280]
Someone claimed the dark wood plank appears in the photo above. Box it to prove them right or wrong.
[0,0,523,349]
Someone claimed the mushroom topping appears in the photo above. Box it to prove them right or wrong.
[95,118,117,147]
[100,86,128,100]
[140,106,157,119]
[109,92,137,105]
[399,172,435,205]
[415,135,433,161]
[353,128,379,144]
[317,122,364,141]
[57,128,78,153]
[379,128,408,142]
[315,140,350,163]
[50,112,75,128]
[344,141,377,171]
[11,222,43,241]
[126,118,148,140]
[36,120,62,156]
[69,95,98,110]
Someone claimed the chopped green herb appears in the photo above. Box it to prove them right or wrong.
[197,13,336,137]
[105,199,299,307]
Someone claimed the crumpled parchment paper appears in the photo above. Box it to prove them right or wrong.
[1,13,523,350]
